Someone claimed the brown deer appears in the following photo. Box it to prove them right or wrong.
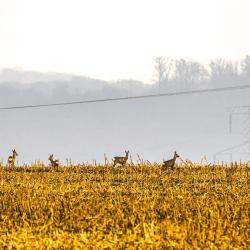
[48,154,59,170]
[8,149,18,167]
[113,150,129,167]
[162,151,179,170]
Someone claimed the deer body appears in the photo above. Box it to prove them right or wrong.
[49,154,59,170]
[162,151,179,170]
[8,149,18,167]
[113,150,129,167]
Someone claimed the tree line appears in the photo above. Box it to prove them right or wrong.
[154,55,250,91]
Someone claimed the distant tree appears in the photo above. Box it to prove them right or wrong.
[154,57,173,90]
[241,55,250,79]
[174,59,208,90]
[209,58,239,86]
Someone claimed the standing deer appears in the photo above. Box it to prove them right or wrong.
[162,151,179,170]
[113,150,129,167]
[48,154,59,170]
[8,149,18,167]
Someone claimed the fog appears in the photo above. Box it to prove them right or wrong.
[0,57,250,165]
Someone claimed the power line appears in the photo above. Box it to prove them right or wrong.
[0,84,250,111]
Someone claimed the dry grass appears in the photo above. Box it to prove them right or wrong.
[0,162,249,249]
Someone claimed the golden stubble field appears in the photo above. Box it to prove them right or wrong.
[0,162,249,249]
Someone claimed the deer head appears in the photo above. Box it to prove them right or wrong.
[48,154,54,162]
[174,151,179,158]
[12,149,18,157]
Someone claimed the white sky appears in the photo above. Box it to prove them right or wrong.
[0,0,250,82]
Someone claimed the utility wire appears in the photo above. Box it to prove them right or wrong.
[0,84,250,111]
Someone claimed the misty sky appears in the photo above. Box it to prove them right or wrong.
[1,0,250,82]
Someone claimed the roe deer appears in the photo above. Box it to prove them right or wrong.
[162,151,179,170]
[8,149,18,167]
[48,154,59,170]
[113,150,129,167]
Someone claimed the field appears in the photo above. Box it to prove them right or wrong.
[0,161,249,249]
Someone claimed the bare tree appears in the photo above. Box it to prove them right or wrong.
[154,57,173,90]
[241,55,250,79]
[174,59,208,90]
[209,58,239,86]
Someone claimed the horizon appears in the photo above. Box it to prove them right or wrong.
[0,54,249,84]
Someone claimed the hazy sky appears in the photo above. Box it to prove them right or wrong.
[1,0,250,82]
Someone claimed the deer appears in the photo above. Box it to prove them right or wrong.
[162,151,179,170]
[8,149,18,167]
[48,154,59,170]
[113,150,129,167]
